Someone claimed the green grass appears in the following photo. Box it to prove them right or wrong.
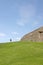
[0,41,43,65]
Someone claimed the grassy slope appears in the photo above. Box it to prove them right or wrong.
[0,42,43,65]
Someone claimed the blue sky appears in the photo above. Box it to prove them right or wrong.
[0,0,43,42]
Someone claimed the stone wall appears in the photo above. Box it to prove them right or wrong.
[21,27,43,42]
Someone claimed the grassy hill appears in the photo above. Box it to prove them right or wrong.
[0,42,43,65]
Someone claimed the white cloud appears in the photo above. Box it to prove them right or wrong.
[19,4,35,18]
[37,15,43,21]
[0,33,6,37]
[16,37,20,41]
[32,14,43,27]
[32,21,39,26]
[17,4,36,26]
[17,19,27,26]
[11,32,19,35]
[32,20,41,29]
[14,37,21,41]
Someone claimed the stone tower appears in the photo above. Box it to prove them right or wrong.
[21,27,43,42]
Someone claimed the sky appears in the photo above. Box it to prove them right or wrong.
[0,0,43,42]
